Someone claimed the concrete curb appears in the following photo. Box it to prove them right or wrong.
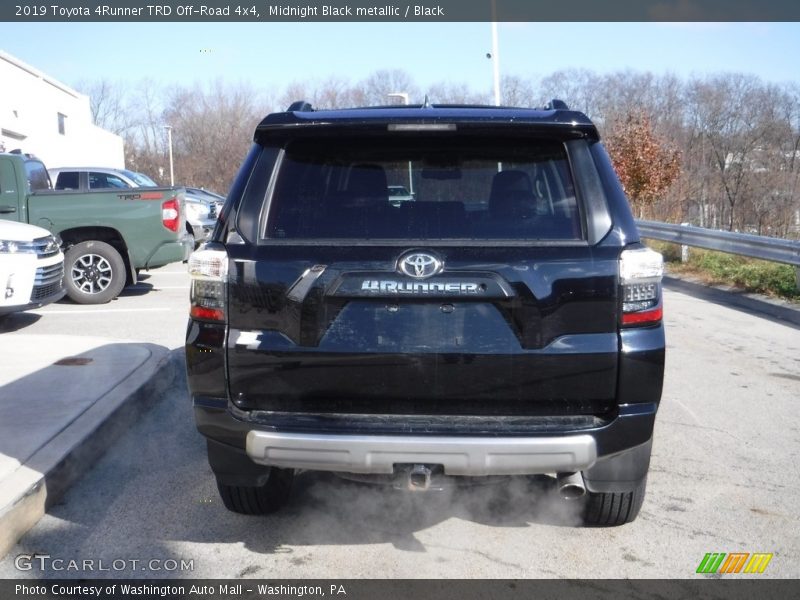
[663,275,800,329]
[0,346,183,559]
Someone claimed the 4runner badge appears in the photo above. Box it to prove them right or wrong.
[398,251,443,279]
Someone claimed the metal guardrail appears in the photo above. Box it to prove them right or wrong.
[635,220,800,267]
[635,219,800,289]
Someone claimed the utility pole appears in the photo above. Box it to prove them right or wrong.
[491,0,501,106]
[164,125,174,186]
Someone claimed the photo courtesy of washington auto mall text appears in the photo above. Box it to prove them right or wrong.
[14,583,348,598]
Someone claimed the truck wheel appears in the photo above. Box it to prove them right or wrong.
[64,241,126,304]
[216,468,294,515]
[581,476,647,527]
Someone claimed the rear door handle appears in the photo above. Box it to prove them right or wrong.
[0,205,17,214]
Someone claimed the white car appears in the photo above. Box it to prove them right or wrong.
[388,185,415,206]
[183,191,218,245]
[0,221,65,317]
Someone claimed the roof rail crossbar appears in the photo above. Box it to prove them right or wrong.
[287,101,313,112]
[543,99,569,111]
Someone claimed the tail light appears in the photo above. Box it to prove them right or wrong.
[619,247,663,327]
[162,197,180,232]
[188,243,228,322]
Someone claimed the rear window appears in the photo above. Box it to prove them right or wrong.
[89,172,129,189]
[265,136,582,240]
[25,160,51,192]
[122,170,158,187]
[55,172,79,190]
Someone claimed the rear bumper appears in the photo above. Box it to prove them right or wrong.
[145,233,193,268]
[188,218,216,245]
[194,399,657,476]
[188,321,663,480]
[245,430,597,476]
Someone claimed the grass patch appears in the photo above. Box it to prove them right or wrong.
[644,241,800,302]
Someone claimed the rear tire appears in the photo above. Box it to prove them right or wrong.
[581,476,647,526]
[216,468,294,515]
[64,240,126,304]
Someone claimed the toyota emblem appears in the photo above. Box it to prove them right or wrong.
[398,251,443,279]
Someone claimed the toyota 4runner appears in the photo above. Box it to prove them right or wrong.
[185,100,665,526]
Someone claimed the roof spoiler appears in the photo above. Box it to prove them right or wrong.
[286,98,571,113]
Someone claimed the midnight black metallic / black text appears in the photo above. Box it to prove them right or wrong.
[268,4,444,17]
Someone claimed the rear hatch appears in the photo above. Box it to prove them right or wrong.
[223,130,622,418]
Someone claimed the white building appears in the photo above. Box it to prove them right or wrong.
[0,50,124,169]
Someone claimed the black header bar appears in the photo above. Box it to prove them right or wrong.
[2,579,800,600]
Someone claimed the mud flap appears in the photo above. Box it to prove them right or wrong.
[582,438,652,493]
[207,438,275,487]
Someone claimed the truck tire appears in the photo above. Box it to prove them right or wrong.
[581,476,647,527]
[64,240,126,304]
[216,468,294,515]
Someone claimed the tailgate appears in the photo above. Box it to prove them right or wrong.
[225,244,620,417]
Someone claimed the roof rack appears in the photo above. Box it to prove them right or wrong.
[542,98,569,111]
[8,149,37,159]
[286,101,313,112]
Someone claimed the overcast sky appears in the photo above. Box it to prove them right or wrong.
[1,22,798,95]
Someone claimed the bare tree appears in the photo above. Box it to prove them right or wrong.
[686,74,775,230]
[537,69,602,118]
[162,80,265,192]
[500,75,536,107]
[122,79,169,181]
[75,78,142,138]
[427,82,490,104]
[361,69,419,105]
[71,69,800,236]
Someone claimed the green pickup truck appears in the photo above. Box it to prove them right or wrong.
[0,153,193,304]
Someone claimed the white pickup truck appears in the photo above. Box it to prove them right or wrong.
[0,220,65,317]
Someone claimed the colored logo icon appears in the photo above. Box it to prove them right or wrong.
[696,553,773,574]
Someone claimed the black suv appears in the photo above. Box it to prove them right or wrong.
[185,101,665,526]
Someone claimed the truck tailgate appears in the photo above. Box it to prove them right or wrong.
[225,244,620,417]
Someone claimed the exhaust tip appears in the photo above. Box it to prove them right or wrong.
[557,472,586,500]
[559,483,586,500]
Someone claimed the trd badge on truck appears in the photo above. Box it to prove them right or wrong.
[185,99,665,526]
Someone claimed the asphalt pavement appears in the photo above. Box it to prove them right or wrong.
[0,264,188,558]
